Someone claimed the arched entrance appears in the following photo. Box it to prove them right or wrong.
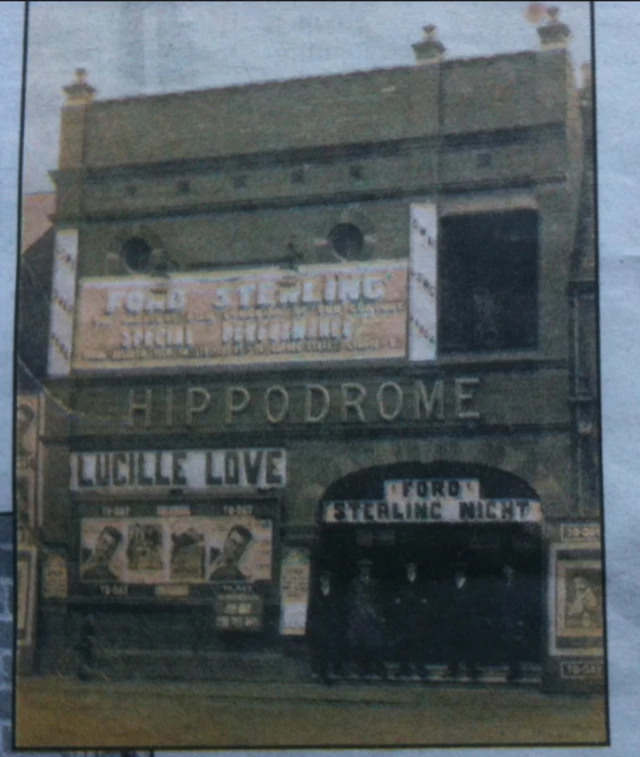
[310,460,544,683]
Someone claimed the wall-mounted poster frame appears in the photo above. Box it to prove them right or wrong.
[549,541,604,658]
[72,497,280,601]
[17,546,38,649]
[279,546,311,636]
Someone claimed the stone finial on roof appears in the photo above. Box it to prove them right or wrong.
[537,6,571,50]
[412,25,446,65]
[525,2,548,25]
[63,68,96,106]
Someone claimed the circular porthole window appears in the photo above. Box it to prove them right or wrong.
[328,223,366,261]
[122,237,152,273]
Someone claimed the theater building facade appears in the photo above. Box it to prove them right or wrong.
[28,19,604,691]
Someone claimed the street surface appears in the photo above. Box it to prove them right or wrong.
[16,677,607,749]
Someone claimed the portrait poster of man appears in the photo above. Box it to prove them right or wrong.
[80,520,126,583]
[206,518,272,584]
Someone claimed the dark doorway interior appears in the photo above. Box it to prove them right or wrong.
[312,522,543,669]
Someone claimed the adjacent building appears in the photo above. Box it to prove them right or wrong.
[20,13,604,691]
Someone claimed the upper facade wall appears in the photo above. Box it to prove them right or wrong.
[78,52,571,170]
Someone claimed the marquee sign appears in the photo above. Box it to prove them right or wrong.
[72,261,408,371]
[322,498,542,524]
[80,513,273,586]
[321,478,542,524]
[70,448,286,491]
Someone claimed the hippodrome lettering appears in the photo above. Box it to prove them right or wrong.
[124,378,481,428]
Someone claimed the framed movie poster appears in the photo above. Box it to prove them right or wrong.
[550,541,605,658]
[78,510,273,590]
[17,547,37,647]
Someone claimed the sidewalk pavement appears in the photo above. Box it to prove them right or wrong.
[15,676,608,750]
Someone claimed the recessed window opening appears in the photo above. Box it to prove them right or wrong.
[122,237,152,273]
[328,223,365,260]
[438,209,538,353]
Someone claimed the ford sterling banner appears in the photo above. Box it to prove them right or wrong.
[322,478,543,524]
[73,261,408,371]
[321,498,542,524]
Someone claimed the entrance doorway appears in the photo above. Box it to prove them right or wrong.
[309,461,544,682]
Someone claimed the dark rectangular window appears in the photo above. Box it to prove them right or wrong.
[438,209,538,353]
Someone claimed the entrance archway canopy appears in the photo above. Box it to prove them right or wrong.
[320,460,539,505]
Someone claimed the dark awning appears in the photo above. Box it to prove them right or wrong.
[320,460,539,503]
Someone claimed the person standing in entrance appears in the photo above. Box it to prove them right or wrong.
[346,559,387,679]
[444,563,481,680]
[501,564,528,681]
[307,569,344,685]
[392,561,431,680]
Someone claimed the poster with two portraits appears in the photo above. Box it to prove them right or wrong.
[81,513,273,587]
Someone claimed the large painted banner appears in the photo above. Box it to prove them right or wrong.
[80,514,273,585]
[408,203,438,361]
[72,261,408,371]
[48,229,79,377]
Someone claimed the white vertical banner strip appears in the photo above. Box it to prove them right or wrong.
[0,1,24,511]
[47,228,78,377]
[409,203,438,361]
